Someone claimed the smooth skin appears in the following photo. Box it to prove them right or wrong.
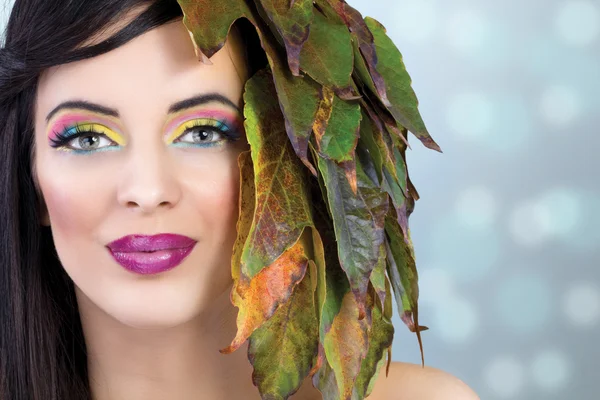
[32,4,479,400]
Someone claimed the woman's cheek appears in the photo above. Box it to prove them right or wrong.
[39,174,79,234]
[38,164,112,238]
[193,156,240,235]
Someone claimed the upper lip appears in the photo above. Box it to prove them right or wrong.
[106,233,197,253]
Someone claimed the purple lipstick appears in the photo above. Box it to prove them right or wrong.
[106,233,197,275]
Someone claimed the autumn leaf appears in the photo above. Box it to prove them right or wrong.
[357,105,414,243]
[309,188,366,400]
[267,46,323,177]
[364,17,441,153]
[317,0,390,107]
[231,150,256,284]
[221,231,311,354]
[385,209,417,320]
[355,110,382,183]
[256,0,314,76]
[353,283,394,399]
[313,86,335,156]
[177,0,252,62]
[241,68,314,279]
[368,244,387,312]
[313,86,362,163]
[310,214,328,339]
[249,7,324,178]
[247,257,319,399]
[311,210,367,400]
[298,6,353,91]
[324,290,369,399]
[385,208,429,365]
[315,148,388,321]
[365,276,395,397]
[312,346,341,400]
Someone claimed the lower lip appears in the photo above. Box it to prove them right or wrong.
[108,245,196,275]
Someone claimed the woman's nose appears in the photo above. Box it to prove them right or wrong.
[116,147,182,214]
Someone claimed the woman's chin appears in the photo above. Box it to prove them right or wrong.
[110,303,201,330]
[78,287,204,331]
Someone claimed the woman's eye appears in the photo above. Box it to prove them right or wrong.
[175,127,224,145]
[68,133,116,151]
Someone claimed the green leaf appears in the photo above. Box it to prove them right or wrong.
[365,276,394,397]
[176,0,251,62]
[380,127,412,243]
[323,6,387,109]
[389,144,408,197]
[257,0,314,76]
[252,4,323,177]
[383,117,410,152]
[241,68,314,278]
[312,216,368,400]
[384,210,417,320]
[364,17,441,153]
[231,150,256,284]
[365,350,387,398]
[316,152,388,321]
[368,244,387,312]
[356,110,383,183]
[358,104,412,241]
[312,346,341,400]
[313,88,362,163]
[248,256,319,399]
[310,223,328,339]
[299,8,354,90]
[269,55,323,177]
[353,285,394,399]
[309,209,340,395]
[384,209,428,365]
[316,0,390,106]
[310,180,349,338]
[310,189,366,399]
[382,173,409,244]
[351,33,376,94]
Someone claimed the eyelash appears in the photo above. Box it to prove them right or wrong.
[49,119,241,154]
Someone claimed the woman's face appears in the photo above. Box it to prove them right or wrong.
[33,18,250,328]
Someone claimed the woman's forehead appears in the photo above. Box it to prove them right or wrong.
[35,19,248,125]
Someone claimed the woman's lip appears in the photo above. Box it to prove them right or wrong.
[108,245,196,275]
[106,233,197,253]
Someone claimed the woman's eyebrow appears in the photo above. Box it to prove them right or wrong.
[45,92,241,123]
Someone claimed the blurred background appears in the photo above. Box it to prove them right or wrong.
[1,0,598,399]
[346,0,599,399]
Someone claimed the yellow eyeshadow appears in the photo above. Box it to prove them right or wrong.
[75,123,126,145]
[165,118,221,145]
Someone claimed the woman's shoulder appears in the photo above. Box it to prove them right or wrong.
[367,361,480,400]
[291,360,479,400]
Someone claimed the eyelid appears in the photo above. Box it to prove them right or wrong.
[164,117,231,144]
[54,122,126,146]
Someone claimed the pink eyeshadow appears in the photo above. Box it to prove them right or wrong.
[47,114,122,142]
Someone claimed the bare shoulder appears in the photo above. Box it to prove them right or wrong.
[367,361,480,400]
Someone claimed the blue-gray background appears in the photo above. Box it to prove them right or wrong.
[2,0,598,399]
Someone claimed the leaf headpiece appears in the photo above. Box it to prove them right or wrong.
[175,1,442,399]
